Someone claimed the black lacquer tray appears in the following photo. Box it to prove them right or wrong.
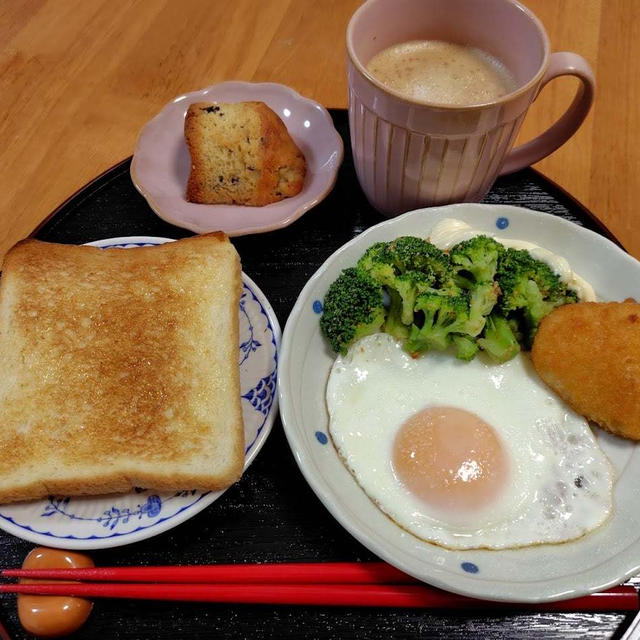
[0,110,633,639]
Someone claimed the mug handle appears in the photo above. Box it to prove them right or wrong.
[499,52,594,175]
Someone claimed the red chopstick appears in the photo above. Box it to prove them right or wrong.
[1,562,637,612]
[0,582,636,612]
[1,562,414,585]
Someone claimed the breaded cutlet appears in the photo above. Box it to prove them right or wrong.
[531,301,640,440]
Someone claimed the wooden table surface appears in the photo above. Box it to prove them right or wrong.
[1,0,638,261]
[0,3,638,638]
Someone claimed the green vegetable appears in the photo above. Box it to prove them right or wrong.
[496,248,578,348]
[319,234,579,364]
[384,289,410,341]
[393,270,435,325]
[356,242,397,288]
[387,236,455,289]
[477,313,521,363]
[319,267,386,355]
[464,281,500,337]
[405,292,470,355]
[357,238,442,325]
[449,235,504,288]
[452,334,479,361]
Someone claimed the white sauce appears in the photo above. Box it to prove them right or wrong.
[428,218,596,302]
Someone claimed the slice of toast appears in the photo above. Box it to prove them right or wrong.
[0,233,244,503]
[184,101,306,206]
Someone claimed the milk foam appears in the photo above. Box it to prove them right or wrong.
[366,40,516,106]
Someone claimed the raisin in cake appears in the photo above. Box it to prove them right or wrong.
[184,101,306,206]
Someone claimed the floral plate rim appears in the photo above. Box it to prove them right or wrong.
[130,81,344,236]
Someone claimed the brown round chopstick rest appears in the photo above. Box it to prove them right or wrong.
[18,547,93,637]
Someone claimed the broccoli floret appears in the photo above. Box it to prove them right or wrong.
[496,248,577,347]
[449,235,504,289]
[393,270,436,324]
[387,236,459,294]
[320,267,386,355]
[507,316,524,345]
[464,281,500,337]
[498,247,566,297]
[387,236,445,272]
[435,271,461,297]
[384,289,410,341]
[452,334,479,361]
[357,240,440,327]
[404,292,470,355]
[477,313,521,363]
[356,242,397,288]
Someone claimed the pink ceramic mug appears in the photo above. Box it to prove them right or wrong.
[346,0,594,216]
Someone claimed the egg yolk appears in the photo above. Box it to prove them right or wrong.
[392,406,508,511]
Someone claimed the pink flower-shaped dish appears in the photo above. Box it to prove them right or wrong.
[131,81,343,236]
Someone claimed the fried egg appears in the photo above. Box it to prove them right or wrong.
[326,333,614,550]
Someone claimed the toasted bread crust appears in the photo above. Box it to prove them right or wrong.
[185,101,306,206]
[531,301,640,440]
[0,233,244,503]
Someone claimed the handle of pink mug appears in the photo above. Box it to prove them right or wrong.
[499,52,594,175]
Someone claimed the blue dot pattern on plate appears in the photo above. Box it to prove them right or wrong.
[315,431,328,445]
[312,300,323,314]
[461,562,479,574]
[495,217,509,230]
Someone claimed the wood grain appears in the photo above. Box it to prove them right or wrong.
[0,0,638,260]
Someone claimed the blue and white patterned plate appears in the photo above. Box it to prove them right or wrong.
[279,203,640,603]
[0,236,280,549]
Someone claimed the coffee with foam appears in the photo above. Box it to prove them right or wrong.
[366,40,515,106]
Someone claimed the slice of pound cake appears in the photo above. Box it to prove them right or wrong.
[185,101,306,206]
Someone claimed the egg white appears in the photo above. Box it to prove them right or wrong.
[326,333,614,550]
